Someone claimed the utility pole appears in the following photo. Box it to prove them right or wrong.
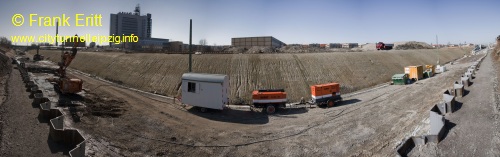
[189,19,192,72]
[436,35,439,65]
[55,20,59,46]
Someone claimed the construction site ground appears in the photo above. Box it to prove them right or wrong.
[0,50,68,156]
[410,50,500,156]
[71,54,486,156]
[437,51,500,156]
[1,49,498,156]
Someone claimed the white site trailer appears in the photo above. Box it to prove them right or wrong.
[181,73,229,112]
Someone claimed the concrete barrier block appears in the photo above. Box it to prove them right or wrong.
[39,103,63,120]
[436,103,446,115]
[22,76,30,83]
[30,86,39,93]
[49,109,63,119]
[429,110,444,142]
[412,135,426,145]
[443,90,454,101]
[49,116,64,142]
[63,129,85,146]
[460,77,470,87]
[426,134,439,143]
[465,72,473,79]
[44,109,86,155]
[443,92,455,113]
[33,93,49,105]
[467,67,474,72]
[426,122,447,143]
[26,81,35,88]
[69,142,86,157]
[453,82,464,97]
[39,102,52,118]
[396,137,415,157]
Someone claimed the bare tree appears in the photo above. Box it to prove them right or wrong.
[199,39,207,51]
[199,39,207,46]
[0,36,12,47]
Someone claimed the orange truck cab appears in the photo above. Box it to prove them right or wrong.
[252,89,287,114]
[310,83,342,107]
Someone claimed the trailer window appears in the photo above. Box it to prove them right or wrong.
[188,82,196,93]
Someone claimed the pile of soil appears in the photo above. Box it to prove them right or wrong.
[246,46,275,53]
[278,46,359,53]
[361,43,377,51]
[83,93,128,117]
[278,46,305,53]
[225,47,246,53]
[395,41,433,50]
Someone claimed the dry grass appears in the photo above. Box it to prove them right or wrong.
[33,48,468,102]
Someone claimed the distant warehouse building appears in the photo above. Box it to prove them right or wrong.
[309,43,320,48]
[342,43,359,48]
[231,36,285,49]
[140,38,169,50]
[329,43,342,48]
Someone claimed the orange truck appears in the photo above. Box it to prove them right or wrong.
[252,89,287,114]
[310,83,342,107]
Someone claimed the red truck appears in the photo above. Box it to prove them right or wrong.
[376,42,394,50]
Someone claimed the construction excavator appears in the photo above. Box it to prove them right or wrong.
[48,35,83,94]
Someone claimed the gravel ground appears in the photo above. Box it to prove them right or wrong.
[0,52,68,156]
[437,51,500,156]
[409,50,500,156]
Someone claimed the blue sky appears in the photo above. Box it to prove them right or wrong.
[1,0,499,46]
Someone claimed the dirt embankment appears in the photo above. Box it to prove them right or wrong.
[494,38,500,60]
[0,48,11,148]
[33,48,468,102]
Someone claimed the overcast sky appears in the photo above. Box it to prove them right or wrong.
[1,0,499,46]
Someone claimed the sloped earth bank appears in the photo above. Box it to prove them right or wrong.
[33,48,468,103]
[60,52,480,156]
[0,49,10,154]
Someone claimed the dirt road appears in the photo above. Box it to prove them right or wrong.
[65,53,482,156]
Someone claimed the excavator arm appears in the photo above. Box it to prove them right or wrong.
[63,35,80,70]
[54,35,83,94]
[59,35,80,77]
